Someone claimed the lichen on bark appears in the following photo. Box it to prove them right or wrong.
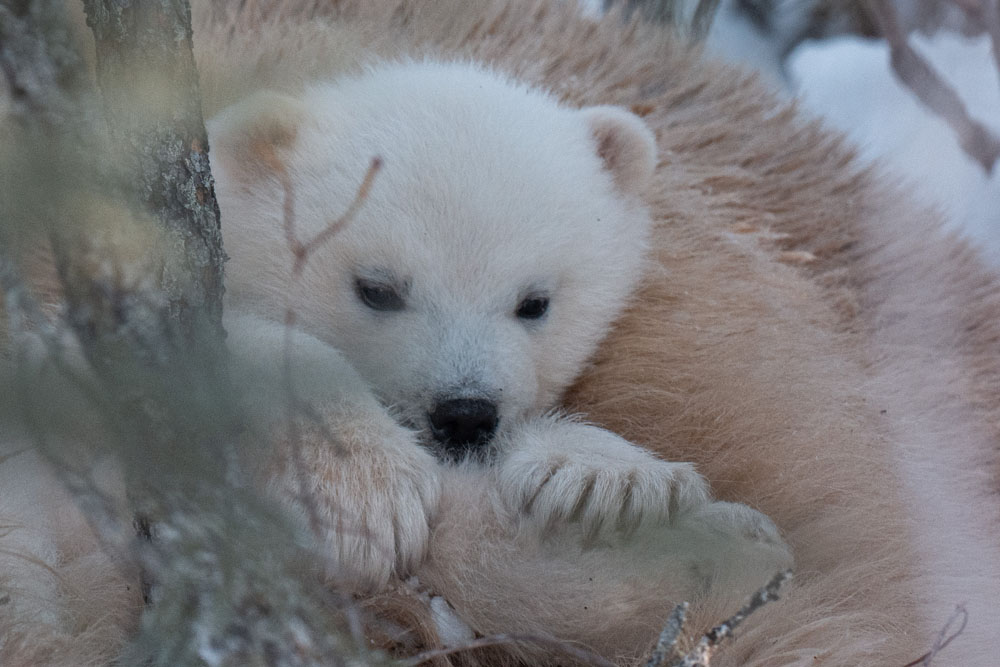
[2,2,383,664]
[82,0,226,349]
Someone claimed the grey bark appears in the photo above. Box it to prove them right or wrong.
[0,1,91,125]
[2,2,385,664]
[81,0,226,347]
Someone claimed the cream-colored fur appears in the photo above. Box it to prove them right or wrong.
[224,312,444,592]
[0,432,139,666]
[191,1,1000,664]
[4,0,1000,665]
[208,54,788,623]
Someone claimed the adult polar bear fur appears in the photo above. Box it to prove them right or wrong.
[192,2,1000,663]
[2,3,790,665]
[3,0,1000,666]
[196,1,1000,664]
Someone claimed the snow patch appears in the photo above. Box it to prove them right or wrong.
[789,32,1000,265]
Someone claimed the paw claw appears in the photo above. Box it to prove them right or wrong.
[496,420,711,539]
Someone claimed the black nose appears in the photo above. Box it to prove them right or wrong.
[428,398,499,453]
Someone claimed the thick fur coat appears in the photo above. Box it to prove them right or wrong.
[3,1,1000,665]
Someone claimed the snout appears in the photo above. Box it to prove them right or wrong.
[428,397,499,458]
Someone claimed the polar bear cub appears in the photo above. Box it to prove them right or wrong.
[210,60,787,592]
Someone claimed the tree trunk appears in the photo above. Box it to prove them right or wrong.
[2,3,377,664]
[82,0,226,346]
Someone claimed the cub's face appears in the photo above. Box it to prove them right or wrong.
[211,62,657,460]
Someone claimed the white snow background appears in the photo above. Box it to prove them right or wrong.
[788,32,1000,267]
[709,3,1000,266]
[578,0,1000,266]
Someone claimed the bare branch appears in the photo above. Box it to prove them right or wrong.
[643,570,793,667]
[403,632,618,667]
[868,0,1000,174]
[644,602,689,667]
[691,0,722,41]
[901,604,968,667]
[677,570,792,666]
[281,156,383,277]
[948,0,1000,97]
[275,156,381,541]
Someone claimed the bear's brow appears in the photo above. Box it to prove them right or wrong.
[355,267,410,292]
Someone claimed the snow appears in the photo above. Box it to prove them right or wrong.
[566,1,1000,265]
[788,32,1000,266]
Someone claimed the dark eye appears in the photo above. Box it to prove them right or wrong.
[356,279,406,312]
[516,295,549,320]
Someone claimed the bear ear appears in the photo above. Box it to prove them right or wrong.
[580,105,658,196]
[210,90,307,179]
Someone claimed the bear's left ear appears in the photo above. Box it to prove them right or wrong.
[581,105,658,196]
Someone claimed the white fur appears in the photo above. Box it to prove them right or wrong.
[212,61,788,595]
[224,312,442,591]
[213,61,655,432]
[493,417,710,535]
[0,57,791,663]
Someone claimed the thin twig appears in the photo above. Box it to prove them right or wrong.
[649,570,793,667]
[280,314,326,538]
[900,603,968,667]
[868,0,1000,173]
[690,0,722,41]
[680,570,791,666]
[277,156,382,539]
[282,157,382,277]
[300,158,382,267]
[403,632,617,667]
[645,602,688,667]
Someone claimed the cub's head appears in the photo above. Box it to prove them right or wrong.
[210,61,657,461]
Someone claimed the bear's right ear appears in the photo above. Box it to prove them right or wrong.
[210,90,306,180]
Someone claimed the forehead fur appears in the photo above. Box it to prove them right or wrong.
[278,60,651,297]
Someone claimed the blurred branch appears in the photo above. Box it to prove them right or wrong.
[867,0,1000,174]
[604,0,722,40]
[949,0,1000,95]
[2,1,389,664]
[690,0,722,40]
[404,632,617,667]
[277,155,382,538]
[0,0,94,127]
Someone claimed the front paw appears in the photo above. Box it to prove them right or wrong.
[677,500,794,594]
[266,412,442,592]
[493,419,709,536]
[693,501,788,549]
